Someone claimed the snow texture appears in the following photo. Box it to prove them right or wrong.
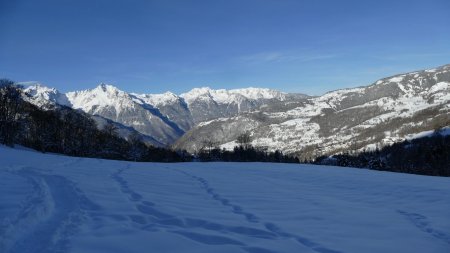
[1,146,449,253]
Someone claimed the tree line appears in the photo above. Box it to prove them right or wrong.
[314,130,450,177]
[196,133,300,163]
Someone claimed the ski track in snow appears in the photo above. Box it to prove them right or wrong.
[0,165,100,253]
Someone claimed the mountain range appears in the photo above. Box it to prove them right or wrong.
[23,64,450,159]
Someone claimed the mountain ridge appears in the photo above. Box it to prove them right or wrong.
[174,64,450,159]
[24,84,292,145]
[22,63,450,158]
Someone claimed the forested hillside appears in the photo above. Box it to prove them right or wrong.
[315,130,450,176]
[0,80,186,162]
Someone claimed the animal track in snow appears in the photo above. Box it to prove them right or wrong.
[176,169,344,253]
[398,210,450,245]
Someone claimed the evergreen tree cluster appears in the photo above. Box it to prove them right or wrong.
[0,80,189,162]
[197,133,299,163]
[197,146,299,163]
[314,131,450,177]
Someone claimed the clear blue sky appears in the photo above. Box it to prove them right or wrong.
[1,0,449,95]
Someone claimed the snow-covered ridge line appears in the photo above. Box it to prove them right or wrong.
[180,86,287,104]
[174,63,450,157]
[24,84,288,108]
[20,63,450,102]
[20,63,450,153]
[22,83,291,145]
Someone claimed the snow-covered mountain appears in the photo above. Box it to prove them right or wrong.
[174,64,450,159]
[179,87,297,123]
[23,84,71,108]
[23,64,450,154]
[66,84,188,144]
[181,87,287,104]
[24,84,292,145]
[132,91,193,132]
[24,84,183,145]
[23,84,165,146]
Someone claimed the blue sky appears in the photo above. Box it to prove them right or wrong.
[1,0,449,95]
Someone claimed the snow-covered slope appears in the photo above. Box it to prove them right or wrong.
[25,84,186,145]
[66,84,134,115]
[180,87,292,123]
[175,64,450,158]
[23,83,71,108]
[181,87,286,104]
[23,84,164,146]
[24,84,292,144]
[1,146,449,253]
[134,91,180,106]
[132,92,194,132]
[23,64,450,152]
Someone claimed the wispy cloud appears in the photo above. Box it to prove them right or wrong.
[368,52,450,61]
[238,51,339,64]
[239,52,288,63]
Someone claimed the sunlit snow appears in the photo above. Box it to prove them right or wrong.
[1,146,449,253]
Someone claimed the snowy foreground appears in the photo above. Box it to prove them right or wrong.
[1,147,449,253]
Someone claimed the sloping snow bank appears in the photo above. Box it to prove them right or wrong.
[1,146,449,253]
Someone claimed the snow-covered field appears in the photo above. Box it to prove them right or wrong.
[1,146,449,253]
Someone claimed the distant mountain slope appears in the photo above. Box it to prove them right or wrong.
[314,128,450,176]
[22,84,163,147]
[24,84,180,145]
[65,84,185,144]
[22,64,449,154]
[24,84,294,145]
[174,64,450,159]
[179,87,299,123]
[132,92,194,132]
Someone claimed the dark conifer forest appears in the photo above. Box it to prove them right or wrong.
[314,132,450,177]
[196,145,300,163]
